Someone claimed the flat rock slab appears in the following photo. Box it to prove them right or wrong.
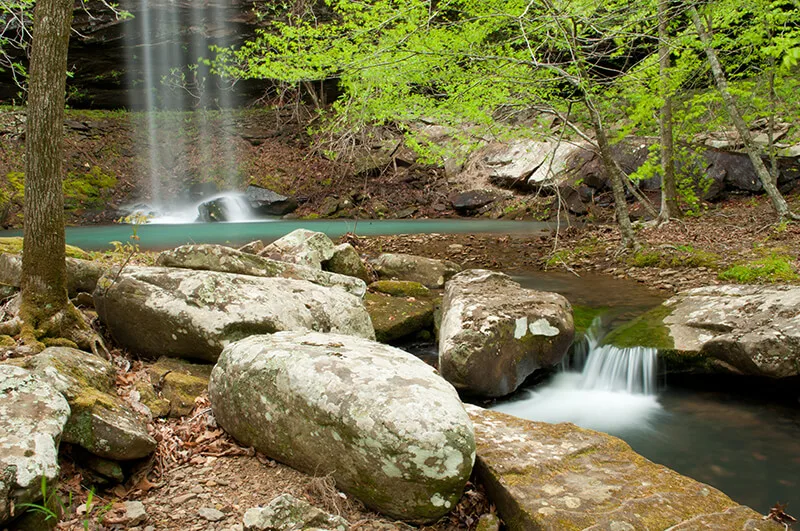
[94,266,374,362]
[604,284,800,377]
[156,244,366,298]
[467,406,780,531]
[210,331,475,523]
[0,365,70,525]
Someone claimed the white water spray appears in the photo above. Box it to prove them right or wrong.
[494,321,663,434]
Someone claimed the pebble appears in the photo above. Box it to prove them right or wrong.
[124,501,148,526]
[173,493,197,504]
[199,507,226,522]
[191,485,204,494]
[206,479,218,487]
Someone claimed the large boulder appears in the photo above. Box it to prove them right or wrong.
[371,253,461,289]
[245,185,298,216]
[0,365,70,525]
[21,347,156,460]
[324,243,371,284]
[468,406,781,530]
[439,270,574,397]
[603,284,800,378]
[259,229,336,269]
[209,332,475,523]
[156,244,366,297]
[0,253,109,296]
[93,266,374,362]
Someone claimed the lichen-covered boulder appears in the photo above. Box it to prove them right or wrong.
[148,357,212,417]
[439,270,573,397]
[209,332,475,523]
[0,253,109,296]
[243,494,348,531]
[156,244,366,297]
[603,284,800,377]
[370,253,461,289]
[365,292,437,343]
[258,229,336,269]
[21,347,156,460]
[0,365,70,525]
[468,406,781,530]
[94,266,374,362]
[325,243,371,283]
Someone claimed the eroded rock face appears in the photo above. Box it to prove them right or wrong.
[371,253,461,289]
[0,365,70,525]
[439,270,573,397]
[604,284,800,378]
[156,244,366,297]
[259,229,336,269]
[21,347,156,460]
[209,331,475,523]
[94,266,374,362]
[467,406,781,531]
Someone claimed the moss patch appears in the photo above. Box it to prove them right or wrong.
[369,280,430,297]
[718,253,799,283]
[629,245,719,269]
[365,292,438,343]
[0,236,89,259]
[602,305,674,350]
[572,305,608,335]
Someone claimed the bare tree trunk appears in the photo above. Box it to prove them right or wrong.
[585,96,638,249]
[658,0,679,222]
[690,7,798,220]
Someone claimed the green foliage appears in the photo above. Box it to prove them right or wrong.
[63,166,117,210]
[718,253,799,283]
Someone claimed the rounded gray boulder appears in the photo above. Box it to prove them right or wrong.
[209,331,475,523]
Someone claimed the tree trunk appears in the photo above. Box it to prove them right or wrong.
[20,0,74,331]
[658,0,679,222]
[585,96,637,249]
[690,7,798,220]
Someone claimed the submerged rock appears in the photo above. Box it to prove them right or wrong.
[467,405,781,530]
[371,253,461,289]
[439,270,573,397]
[94,266,374,362]
[259,229,336,269]
[209,331,475,523]
[156,244,366,297]
[603,284,800,377]
[0,365,70,526]
[21,347,156,460]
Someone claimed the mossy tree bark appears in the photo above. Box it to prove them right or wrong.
[690,7,799,221]
[20,0,101,351]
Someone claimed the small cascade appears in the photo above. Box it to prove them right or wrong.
[580,344,658,395]
[129,192,262,224]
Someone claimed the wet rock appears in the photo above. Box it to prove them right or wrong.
[210,331,475,523]
[449,190,501,215]
[439,270,574,397]
[467,405,781,530]
[245,185,298,217]
[369,280,430,298]
[197,196,250,223]
[157,244,366,297]
[325,243,371,284]
[0,365,70,526]
[0,253,109,296]
[603,284,800,378]
[20,347,156,460]
[94,266,374,362]
[258,229,336,269]
[365,292,438,343]
[242,494,348,531]
[371,253,461,289]
[149,357,212,418]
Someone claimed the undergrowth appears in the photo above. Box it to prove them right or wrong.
[718,253,799,283]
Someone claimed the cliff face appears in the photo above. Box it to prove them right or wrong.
[0,0,266,108]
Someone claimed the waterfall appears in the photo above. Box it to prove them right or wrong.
[126,0,243,220]
[493,319,663,433]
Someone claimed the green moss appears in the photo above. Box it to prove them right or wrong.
[629,245,719,269]
[718,253,799,283]
[63,166,117,211]
[0,236,90,259]
[602,305,674,350]
[41,338,79,349]
[572,305,608,335]
[0,334,15,347]
[369,280,430,297]
[365,292,437,343]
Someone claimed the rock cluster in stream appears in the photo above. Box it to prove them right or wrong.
[0,228,791,529]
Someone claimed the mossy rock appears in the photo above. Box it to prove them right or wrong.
[369,280,430,298]
[0,236,90,259]
[135,380,171,418]
[364,292,438,343]
[601,305,674,350]
[149,357,212,417]
[571,305,608,335]
[0,334,16,348]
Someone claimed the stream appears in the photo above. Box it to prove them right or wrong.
[4,220,799,514]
